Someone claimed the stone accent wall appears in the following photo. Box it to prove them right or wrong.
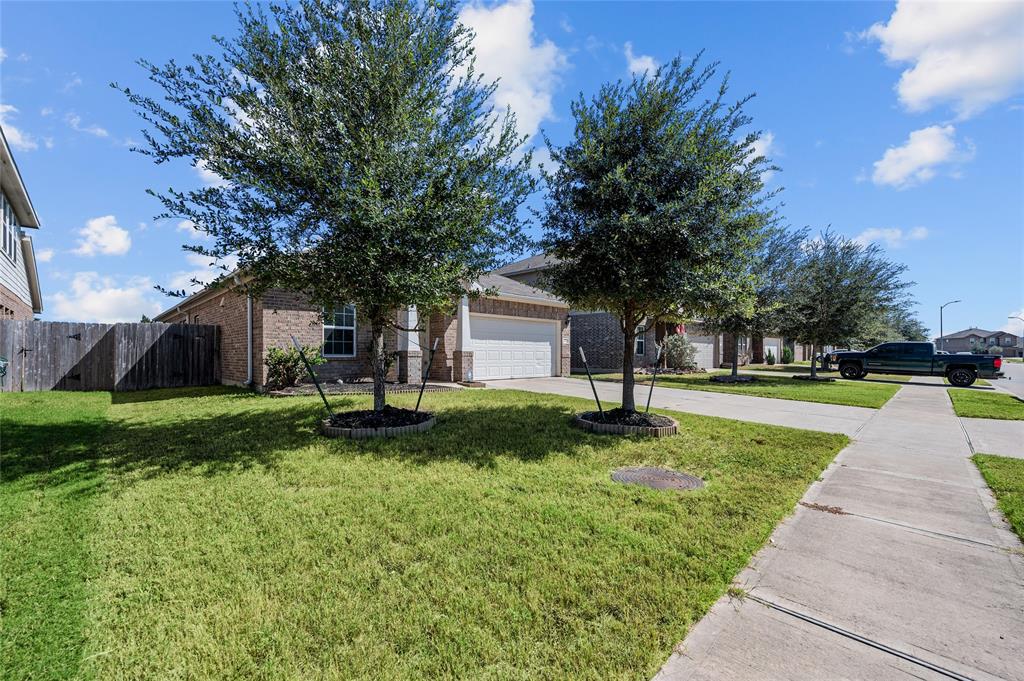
[0,282,33,320]
[468,297,570,376]
[569,311,657,373]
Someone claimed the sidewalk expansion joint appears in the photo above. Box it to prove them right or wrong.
[798,502,1012,553]
[745,593,977,681]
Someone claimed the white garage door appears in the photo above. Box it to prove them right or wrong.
[470,314,557,380]
[687,335,716,371]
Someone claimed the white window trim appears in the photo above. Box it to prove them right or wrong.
[634,325,646,356]
[323,305,357,358]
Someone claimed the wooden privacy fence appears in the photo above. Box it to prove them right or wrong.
[0,321,219,392]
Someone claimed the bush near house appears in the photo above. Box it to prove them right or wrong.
[782,346,794,364]
[264,345,325,390]
[664,334,698,370]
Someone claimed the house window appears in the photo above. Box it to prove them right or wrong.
[1,192,19,263]
[634,325,645,355]
[324,305,356,357]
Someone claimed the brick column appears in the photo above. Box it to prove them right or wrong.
[452,350,474,382]
[751,335,765,364]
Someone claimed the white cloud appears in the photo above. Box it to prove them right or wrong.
[40,106,53,117]
[61,74,83,93]
[176,219,212,241]
[458,0,567,141]
[0,48,6,62]
[195,159,229,187]
[49,272,163,323]
[1003,311,1024,336]
[624,41,657,76]
[16,52,29,63]
[749,131,778,182]
[168,253,239,293]
[853,226,928,249]
[865,1,1024,119]
[36,248,54,263]
[65,113,108,138]
[871,124,972,189]
[0,104,38,151]
[73,215,132,256]
[43,137,54,149]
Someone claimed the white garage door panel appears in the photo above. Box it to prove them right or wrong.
[470,314,557,379]
[687,335,716,371]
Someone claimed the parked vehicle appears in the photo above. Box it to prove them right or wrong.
[829,342,1004,387]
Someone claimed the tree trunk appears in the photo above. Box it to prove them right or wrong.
[732,332,740,378]
[622,315,637,412]
[809,342,818,379]
[371,321,387,412]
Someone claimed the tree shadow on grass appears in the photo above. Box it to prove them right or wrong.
[2,389,624,487]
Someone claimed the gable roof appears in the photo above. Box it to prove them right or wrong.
[0,127,40,228]
[492,253,558,276]
[475,273,566,307]
[937,327,995,339]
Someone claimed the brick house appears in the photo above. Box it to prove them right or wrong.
[936,328,1022,357]
[153,272,569,388]
[492,255,798,371]
[0,128,44,319]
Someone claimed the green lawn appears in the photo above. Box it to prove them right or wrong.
[745,364,913,382]
[578,372,901,408]
[973,454,1024,540]
[0,387,847,680]
[947,389,1024,420]
[1004,357,1022,363]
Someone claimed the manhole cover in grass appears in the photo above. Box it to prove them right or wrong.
[611,467,704,491]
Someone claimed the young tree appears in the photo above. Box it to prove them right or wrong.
[700,225,807,379]
[541,55,775,411]
[779,231,913,378]
[116,0,533,412]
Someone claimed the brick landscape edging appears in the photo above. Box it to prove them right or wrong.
[320,416,436,440]
[572,414,678,437]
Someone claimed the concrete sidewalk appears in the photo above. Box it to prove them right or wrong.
[655,382,1024,680]
[487,377,874,436]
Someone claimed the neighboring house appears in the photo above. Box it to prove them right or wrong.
[494,254,801,371]
[0,128,44,319]
[936,328,1022,357]
[154,273,569,388]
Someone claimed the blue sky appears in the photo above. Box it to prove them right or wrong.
[1,1,1022,337]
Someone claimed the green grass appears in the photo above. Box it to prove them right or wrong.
[947,389,1024,420]
[1004,357,1022,363]
[578,372,901,408]
[745,364,913,382]
[0,387,847,680]
[973,454,1024,540]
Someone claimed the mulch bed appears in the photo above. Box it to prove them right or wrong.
[577,408,675,428]
[269,382,459,397]
[328,405,434,429]
[791,375,836,382]
[709,374,759,384]
[636,367,706,375]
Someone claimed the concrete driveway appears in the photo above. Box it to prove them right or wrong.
[487,377,875,437]
[487,375,1024,680]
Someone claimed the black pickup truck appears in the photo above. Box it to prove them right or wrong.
[828,342,1004,387]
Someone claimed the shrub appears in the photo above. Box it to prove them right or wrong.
[766,350,776,365]
[781,346,794,364]
[988,345,1003,356]
[664,334,698,370]
[265,345,325,390]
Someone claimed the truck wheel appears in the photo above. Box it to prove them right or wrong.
[839,363,863,380]
[948,368,977,387]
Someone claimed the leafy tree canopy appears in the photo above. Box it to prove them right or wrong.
[116,0,534,409]
[540,54,776,409]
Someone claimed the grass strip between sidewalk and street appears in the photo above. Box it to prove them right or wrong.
[948,389,1024,420]
[973,454,1024,541]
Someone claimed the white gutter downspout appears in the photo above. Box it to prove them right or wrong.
[246,292,254,387]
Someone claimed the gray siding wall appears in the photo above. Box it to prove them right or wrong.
[0,191,30,307]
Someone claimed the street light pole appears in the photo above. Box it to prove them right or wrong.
[939,299,961,352]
